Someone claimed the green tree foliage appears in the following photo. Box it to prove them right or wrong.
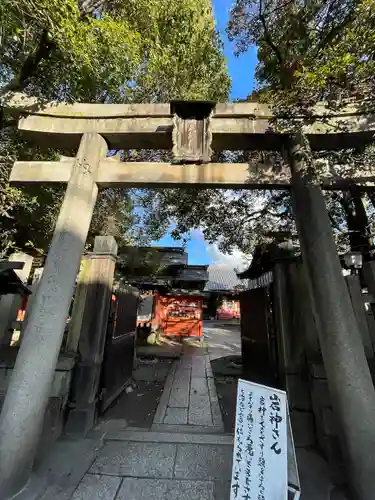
[226,0,375,255]
[0,0,230,256]
[138,149,375,256]
[139,0,375,258]
[299,0,375,101]
[111,0,230,102]
[227,0,362,104]
[0,0,141,99]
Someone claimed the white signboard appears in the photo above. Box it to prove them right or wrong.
[230,379,288,500]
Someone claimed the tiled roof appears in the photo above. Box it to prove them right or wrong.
[0,262,32,295]
[204,265,247,292]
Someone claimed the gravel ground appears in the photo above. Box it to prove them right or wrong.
[214,374,239,434]
[103,358,173,427]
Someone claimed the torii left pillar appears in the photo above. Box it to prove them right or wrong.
[0,133,108,499]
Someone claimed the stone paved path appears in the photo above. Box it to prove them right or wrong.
[152,347,224,430]
[21,322,346,500]
[49,343,232,500]
[77,344,233,500]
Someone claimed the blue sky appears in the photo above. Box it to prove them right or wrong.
[153,0,257,269]
[212,0,257,101]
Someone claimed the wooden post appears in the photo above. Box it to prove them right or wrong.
[0,133,107,499]
[65,257,92,353]
[65,236,117,436]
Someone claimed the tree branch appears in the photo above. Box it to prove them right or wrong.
[15,30,55,89]
[267,0,295,18]
[259,0,284,66]
[267,210,290,218]
[314,5,357,57]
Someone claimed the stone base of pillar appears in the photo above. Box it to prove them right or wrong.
[69,363,102,404]
[65,363,102,437]
[64,403,98,437]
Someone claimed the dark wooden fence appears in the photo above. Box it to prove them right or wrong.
[99,286,139,413]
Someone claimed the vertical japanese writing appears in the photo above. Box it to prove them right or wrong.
[232,388,245,499]
[243,390,254,500]
[257,396,266,500]
[230,381,288,500]
[269,394,283,455]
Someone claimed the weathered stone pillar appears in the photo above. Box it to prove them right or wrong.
[19,266,44,344]
[22,267,44,317]
[0,252,33,346]
[0,133,107,499]
[65,235,117,436]
[289,132,375,500]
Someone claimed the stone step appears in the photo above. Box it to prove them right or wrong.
[151,423,225,434]
[95,421,226,436]
[104,429,234,446]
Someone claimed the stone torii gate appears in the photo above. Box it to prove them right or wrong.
[1,97,375,500]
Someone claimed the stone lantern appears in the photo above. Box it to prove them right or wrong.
[171,101,215,163]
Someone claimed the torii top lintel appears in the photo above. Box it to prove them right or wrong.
[5,93,375,152]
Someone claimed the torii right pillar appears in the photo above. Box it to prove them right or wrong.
[288,132,375,500]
